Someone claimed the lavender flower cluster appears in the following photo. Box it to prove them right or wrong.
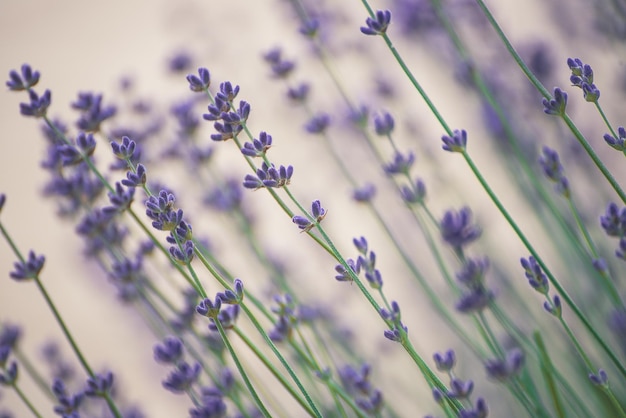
[2,1,626,417]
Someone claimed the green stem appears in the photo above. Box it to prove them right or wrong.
[233,327,316,417]
[213,319,272,418]
[533,331,565,418]
[13,382,44,418]
[238,303,323,418]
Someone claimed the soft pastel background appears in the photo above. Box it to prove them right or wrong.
[1,0,625,417]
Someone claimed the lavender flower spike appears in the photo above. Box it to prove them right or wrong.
[542,87,567,116]
[6,64,40,91]
[186,67,211,92]
[10,250,45,281]
[441,129,467,153]
[292,200,327,232]
[361,10,392,36]
[603,127,626,152]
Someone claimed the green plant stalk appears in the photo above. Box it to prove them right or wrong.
[237,303,323,417]
[566,197,622,307]
[13,382,44,418]
[491,306,594,417]
[534,331,566,418]
[233,327,317,417]
[293,327,350,418]
[213,319,272,418]
[554,313,626,417]
[594,102,618,140]
[14,348,54,401]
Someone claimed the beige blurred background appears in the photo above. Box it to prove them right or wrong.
[1,0,625,417]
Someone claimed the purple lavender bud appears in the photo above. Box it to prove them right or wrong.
[542,87,568,116]
[433,349,456,372]
[196,297,222,318]
[1,361,19,386]
[163,362,201,394]
[352,183,376,202]
[334,260,357,282]
[189,393,228,418]
[600,203,626,237]
[311,199,326,220]
[400,178,426,204]
[6,64,40,91]
[111,136,137,160]
[75,132,96,156]
[538,146,564,182]
[374,112,395,136]
[383,328,403,342]
[208,305,240,330]
[582,82,600,102]
[567,58,584,75]
[485,348,524,381]
[0,325,21,350]
[440,207,481,249]
[456,288,493,313]
[456,257,490,288]
[154,337,184,364]
[616,238,626,261]
[287,83,310,102]
[221,100,250,127]
[0,194,5,213]
[217,81,239,102]
[299,18,320,37]
[448,378,474,399]
[364,269,383,289]
[441,129,467,153]
[72,92,116,132]
[103,182,135,216]
[0,346,10,368]
[10,250,45,281]
[186,68,211,92]
[603,127,626,152]
[169,240,195,264]
[432,388,444,404]
[304,113,331,134]
[383,151,415,176]
[84,371,114,397]
[241,131,272,157]
[52,378,83,416]
[589,369,608,386]
[292,215,312,231]
[218,279,244,304]
[122,163,147,188]
[521,256,549,294]
[360,10,392,36]
[242,174,264,190]
[353,237,368,255]
[20,89,51,118]
[544,295,562,317]
[168,51,192,73]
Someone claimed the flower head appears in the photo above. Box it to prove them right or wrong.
[361,10,392,36]
[6,64,40,91]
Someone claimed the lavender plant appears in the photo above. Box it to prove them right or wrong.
[2,1,626,417]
